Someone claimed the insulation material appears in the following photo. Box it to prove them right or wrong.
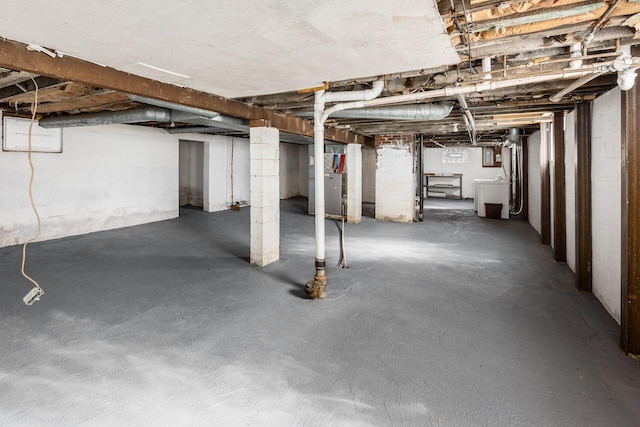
[448,1,640,46]
[624,12,640,38]
[469,0,591,22]
[471,3,640,43]
[445,0,586,39]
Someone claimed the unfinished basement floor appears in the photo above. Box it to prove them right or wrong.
[1,197,639,426]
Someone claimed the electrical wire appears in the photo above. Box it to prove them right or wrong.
[20,77,43,294]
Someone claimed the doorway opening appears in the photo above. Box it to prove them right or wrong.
[179,140,204,209]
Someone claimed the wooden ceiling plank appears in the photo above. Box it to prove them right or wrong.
[0,37,364,145]
[33,91,131,114]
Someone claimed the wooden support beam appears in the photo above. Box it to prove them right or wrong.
[541,122,551,245]
[621,45,640,356]
[0,37,366,145]
[575,100,592,292]
[553,111,567,262]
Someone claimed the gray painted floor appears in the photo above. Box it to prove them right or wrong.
[1,198,639,426]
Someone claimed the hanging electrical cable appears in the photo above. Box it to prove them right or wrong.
[338,196,348,269]
[21,77,45,306]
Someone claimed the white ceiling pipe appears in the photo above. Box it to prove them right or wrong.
[323,60,638,117]
[569,42,583,69]
[324,79,384,103]
[482,57,492,80]
[456,94,477,145]
[549,72,603,102]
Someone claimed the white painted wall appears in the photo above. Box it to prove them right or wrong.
[199,135,250,212]
[232,139,250,204]
[376,144,414,222]
[424,147,511,199]
[0,123,178,248]
[203,136,232,212]
[591,88,622,323]
[363,147,376,203]
[565,111,577,272]
[299,146,309,198]
[528,131,542,235]
[279,143,301,199]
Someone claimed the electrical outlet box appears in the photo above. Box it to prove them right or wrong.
[23,287,44,306]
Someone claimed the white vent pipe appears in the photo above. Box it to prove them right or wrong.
[307,79,384,298]
[549,72,603,102]
[569,42,583,69]
[551,48,638,102]
[324,59,638,117]
[456,94,477,145]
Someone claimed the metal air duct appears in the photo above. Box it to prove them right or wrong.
[38,107,175,128]
[319,103,454,120]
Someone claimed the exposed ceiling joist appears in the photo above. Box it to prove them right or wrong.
[0,38,366,145]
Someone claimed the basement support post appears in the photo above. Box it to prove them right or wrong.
[374,134,416,223]
[575,101,592,292]
[541,122,551,245]
[522,137,529,221]
[249,120,280,267]
[417,134,424,222]
[346,144,362,224]
[622,45,640,356]
[554,111,567,262]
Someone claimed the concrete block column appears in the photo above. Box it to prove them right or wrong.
[250,124,280,266]
[374,134,415,223]
[346,144,362,224]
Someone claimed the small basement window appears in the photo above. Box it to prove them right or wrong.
[2,114,62,153]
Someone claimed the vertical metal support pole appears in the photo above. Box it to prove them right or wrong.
[575,101,592,292]
[418,134,424,222]
[554,111,567,262]
[621,45,640,355]
[541,123,551,245]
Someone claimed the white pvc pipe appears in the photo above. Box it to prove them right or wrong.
[482,57,492,80]
[569,42,583,69]
[549,72,603,102]
[456,94,477,145]
[324,61,630,114]
[313,79,384,270]
[313,90,326,264]
[324,79,384,103]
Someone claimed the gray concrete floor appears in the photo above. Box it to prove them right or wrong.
[1,197,639,426]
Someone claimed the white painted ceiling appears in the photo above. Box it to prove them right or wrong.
[0,0,459,98]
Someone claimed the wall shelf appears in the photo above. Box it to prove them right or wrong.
[424,173,463,199]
